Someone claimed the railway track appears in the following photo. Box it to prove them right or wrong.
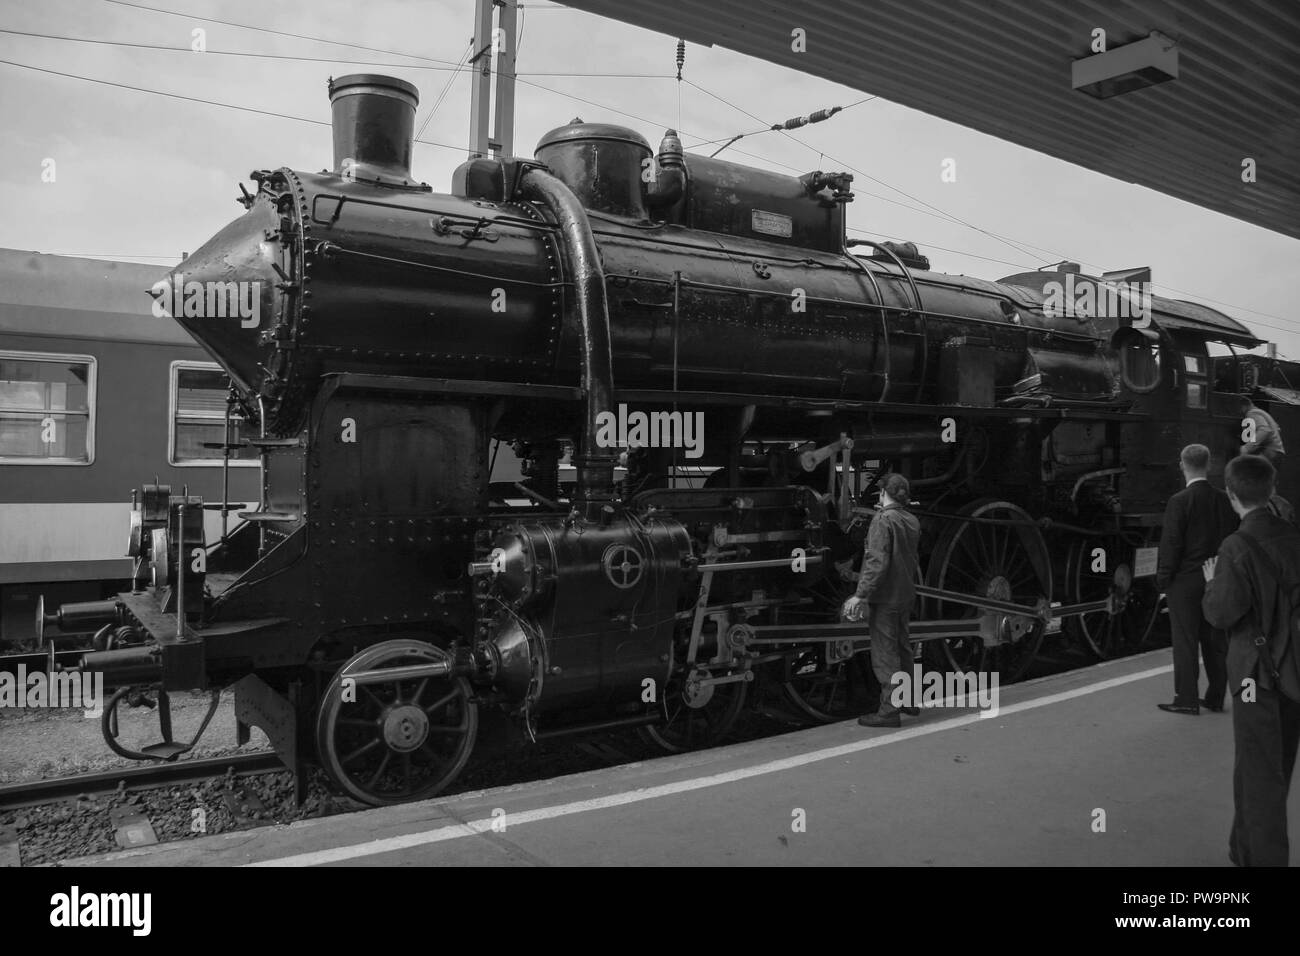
[0,751,282,812]
[0,720,666,865]
[0,626,1169,864]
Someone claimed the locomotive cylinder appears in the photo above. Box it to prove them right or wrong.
[479,514,691,714]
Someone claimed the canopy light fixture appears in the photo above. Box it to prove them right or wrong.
[1072,32,1178,99]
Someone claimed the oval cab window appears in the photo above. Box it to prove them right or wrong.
[1112,328,1163,394]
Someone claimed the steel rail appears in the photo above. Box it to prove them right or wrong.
[0,751,283,812]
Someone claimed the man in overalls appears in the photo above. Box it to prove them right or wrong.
[843,473,922,728]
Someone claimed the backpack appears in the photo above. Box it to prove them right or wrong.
[1234,531,1300,702]
[1267,494,1297,527]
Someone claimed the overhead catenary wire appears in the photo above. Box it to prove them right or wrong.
[675,122,1045,247]
[506,73,697,141]
[681,78,1294,334]
[695,86,1298,332]
[0,28,708,169]
[9,51,1284,338]
[89,0,1299,329]
[414,38,475,143]
[16,7,1293,337]
[0,29,669,77]
[0,57,463,152]
[0,23,1093,253]
[685,78,1046,265]
[94,0,659,78]
[675,132,1061,250]
[9,17,776,164]
[101,0,460,66]
[847,227,1030,270]
[846,226,1298,337]
[0,29,460,69]
[709,98,872,157]
[33,21,1278,328]
[44,253,182,261]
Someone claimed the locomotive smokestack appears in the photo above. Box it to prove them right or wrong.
[328,74,420,187]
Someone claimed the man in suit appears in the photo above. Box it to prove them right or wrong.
[1202,454,1300,866]
[843,473,922,729]
[1156,444,1238,715]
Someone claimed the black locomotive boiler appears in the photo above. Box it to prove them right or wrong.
[40,74,1300,805]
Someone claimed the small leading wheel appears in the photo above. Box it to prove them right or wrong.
[316,639,477,806]
[1066,533,1163,659]
[639,667,748,753]
[924,499,1052,683]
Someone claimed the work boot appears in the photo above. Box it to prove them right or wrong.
[858,712,901,728]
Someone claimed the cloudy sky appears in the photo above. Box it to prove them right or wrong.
[2,0,1296,354]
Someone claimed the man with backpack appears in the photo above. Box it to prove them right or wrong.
[1268,491,1297,526]
[1202,454,1300,866]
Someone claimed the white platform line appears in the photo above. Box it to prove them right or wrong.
[248,663,1172,867]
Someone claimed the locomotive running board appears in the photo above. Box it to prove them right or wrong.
[330,372,583,402]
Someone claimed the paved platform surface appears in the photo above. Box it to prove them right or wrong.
[66,649,1298,866]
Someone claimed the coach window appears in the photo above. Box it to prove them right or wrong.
[0,351,95,464]
[170,362,258,466]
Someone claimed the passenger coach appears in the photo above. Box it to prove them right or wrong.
[0,250,261,649]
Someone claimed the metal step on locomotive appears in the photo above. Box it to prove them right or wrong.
[38,74,1300,805]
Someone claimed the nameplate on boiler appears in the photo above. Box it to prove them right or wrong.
[751,209,793,238]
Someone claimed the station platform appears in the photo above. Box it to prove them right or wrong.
[66,649,1297,867]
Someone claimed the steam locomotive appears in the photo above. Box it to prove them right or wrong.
[39,74,1300,805]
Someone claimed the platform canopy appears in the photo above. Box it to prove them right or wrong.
[562,0,1300,240]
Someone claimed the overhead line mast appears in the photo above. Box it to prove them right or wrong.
[469,0,519,159]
